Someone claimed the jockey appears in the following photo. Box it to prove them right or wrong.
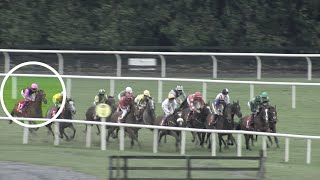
[260,91,270,107]
[168,85,186,104]
[118,93,134,123]
[248,95,262,129]
[134,90,152,119]
[18,83,38,113]
[186,91,204,121]
[118,87,134,100]
[215,88,230,105]
[51,91,64,117]
[211,94,226,123]
[93,89,108,106]
[161,93,178,126]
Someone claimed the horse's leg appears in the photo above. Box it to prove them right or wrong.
[250,135,255,147]
[83,124,87,133]
[96,125,101,135]
[273,126,280,148]
[206,133,212,149]
[59,124,66,140]
[229,134,237,147]
[126,128,141,149]
[168,130,180,152]
[200,132,206,147]
[244,134,251,151]
[70,124,76,139]
[267,136,273,148]
[107,126,116,143]
[218,134,223,152]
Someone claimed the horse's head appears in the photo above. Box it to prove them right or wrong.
[35,90,47,104]
[268,105,278,124]
[173,108,184,126]
[231,100,242,118]
[259,106,269,123]
[194,101,201,113]
[217,103,224,116]
[223,104,233,123]
[146,97,155,112]
[66,98,76,115]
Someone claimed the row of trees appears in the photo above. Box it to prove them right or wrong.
[0,0,319,52]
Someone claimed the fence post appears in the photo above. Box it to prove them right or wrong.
[86,125,91,148]
[306,139,311,164]
[211,55,217,79]
[110,79,115,96]
[12,76,17,99]
[237,134,242,157]
[101,117,106,150]
[158,80,163,103]
[124,158,128,179]
[181,130,186,155]
[66,78,72,98]
[202,82,207,102]
[306,57,312,80]
[54,122,59,146]
[120,126,125,151]
[115,54,122,77]
[284,137,289,162]
[292,85,296,109]
[153,128,158,153]
[256,56,262,80]
[250,84,254,100]
[109,157,113,180]
[57,53,64,75]
[23,126,28,144]
[262,136,267,157]
[211,132,216,156]
[186,156,191,180]
[159,55,166,77]
[3,52,10,73]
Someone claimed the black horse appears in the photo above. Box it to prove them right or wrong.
[46,98,77,141]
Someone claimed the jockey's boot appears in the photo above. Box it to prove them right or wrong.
[250,113,255,130]
[160,116,167,126]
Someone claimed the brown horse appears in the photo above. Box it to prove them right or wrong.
[84,96,117,135]
[10,90,47,131]
[239,105,271,150]
[140,97,156,125]
[106,101,141,148]
[154,108,185,152]
[45,98,77,141]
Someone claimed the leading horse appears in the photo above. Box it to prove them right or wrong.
[10,90,47,131]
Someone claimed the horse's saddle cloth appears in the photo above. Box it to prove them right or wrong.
[17,101,27,112]
[245,113,257,129]
[50,107,58,118]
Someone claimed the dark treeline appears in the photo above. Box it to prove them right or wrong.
[0,0,319,52]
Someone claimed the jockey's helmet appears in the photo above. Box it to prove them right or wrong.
[222,88,229,95]
[260,92,268,98]
[99,89,106,95]
[255,96,261,103]
[31,83,38,90]
[143,90,150,97]
[194,92,202,98]
[60,91,64,96]
[126,87,133,93]
[168,93,175,100]
[176,85,183,91]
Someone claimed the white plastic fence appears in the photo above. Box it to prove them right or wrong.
[1,49,320,80]
[0,117,319,165]
[1,73,320,109]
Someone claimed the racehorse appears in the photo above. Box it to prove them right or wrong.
[140,97,156,125]
[10,89,47,132]
[45,98,77,141]
[106,100,141,148]
[238,105,271,150]
[84,96,116,135]
[154,108,185,152]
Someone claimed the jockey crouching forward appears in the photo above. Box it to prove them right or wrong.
[93,89,108,120]
[186,92,204,121]
[18,83,38,113]
[118,87,134,100]
[169,85,186,105]
[211,94,226,124]
[134,90,152,120]
[248,95,262,129]
[160,94,178,126]
[52,91,64,117]
[118,93,134,123]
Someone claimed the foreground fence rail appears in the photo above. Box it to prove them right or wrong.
[0,117,319,165]
[109,150,265,180]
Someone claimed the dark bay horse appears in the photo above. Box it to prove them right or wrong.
[10,90,47,131]
[141,97,156,125]
[268,105,279,148]
[106,101,141,148]
[239,105,271,150]
[154,108,185,152]
[46,98,77,141]
[84,96,116,135]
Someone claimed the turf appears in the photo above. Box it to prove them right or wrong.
[0,76,320,180]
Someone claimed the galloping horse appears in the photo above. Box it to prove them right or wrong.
[239,105,271,150]
[46,98,77,141]
[154,108,185,152]
[107,101,141,148]
[10,90,47,131]
[84,96,116,135]
[140,97,156,125]
[267,105,279,148]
